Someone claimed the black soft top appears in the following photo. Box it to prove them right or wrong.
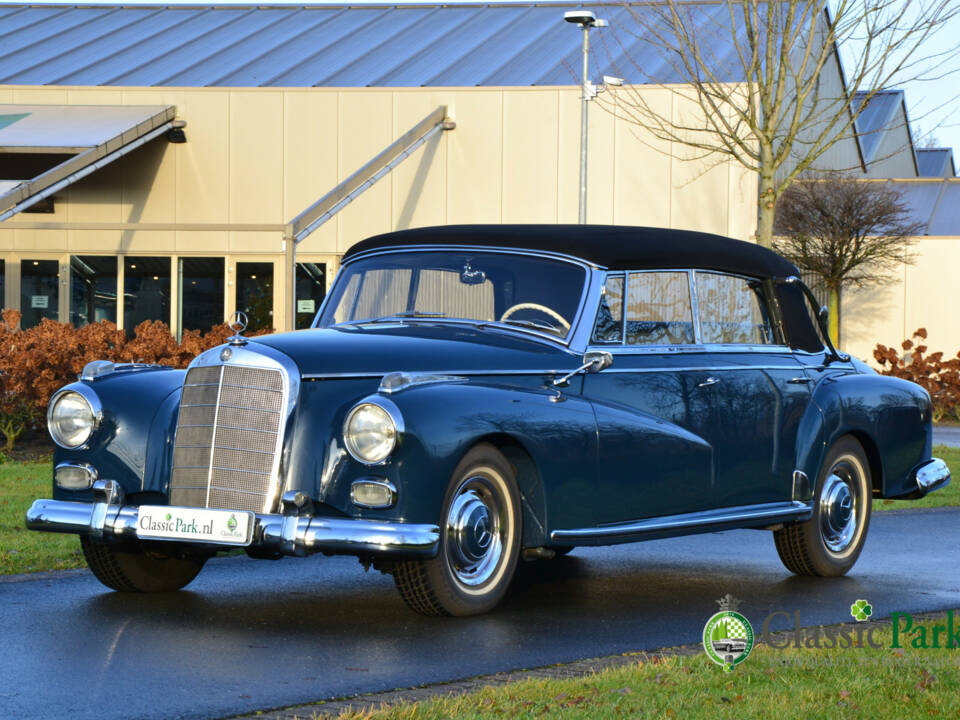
[344,224,799,279]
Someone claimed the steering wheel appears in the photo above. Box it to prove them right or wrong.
[500,303,571,332]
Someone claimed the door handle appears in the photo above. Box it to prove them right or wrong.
[697,376,720,388]
[787,376,812,384]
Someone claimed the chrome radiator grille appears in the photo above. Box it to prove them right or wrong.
[169,364,285,513]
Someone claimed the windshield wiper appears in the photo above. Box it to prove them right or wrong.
[360,311,448,324]
[494,318,564,336]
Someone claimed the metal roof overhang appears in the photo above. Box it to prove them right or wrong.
[0,104,176,222]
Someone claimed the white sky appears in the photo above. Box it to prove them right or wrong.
[3,0,959,156]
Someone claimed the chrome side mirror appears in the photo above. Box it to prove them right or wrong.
[584,350,613,373]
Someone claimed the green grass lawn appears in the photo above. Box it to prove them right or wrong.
[1,445,958,575]
[321,617,960,720]
[0,459,85,574]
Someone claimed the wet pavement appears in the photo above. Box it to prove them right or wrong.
[2,508,958,720]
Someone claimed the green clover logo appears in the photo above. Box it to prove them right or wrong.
[165,513,172,521]
[850,599,873,622]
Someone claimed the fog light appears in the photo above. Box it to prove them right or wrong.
[55,462,97,491]
[350,479,397,509]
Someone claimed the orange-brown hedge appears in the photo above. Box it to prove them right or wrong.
[0,309,271,450]
[874,328,960,423]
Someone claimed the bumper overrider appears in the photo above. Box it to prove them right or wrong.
[26,480,440,558]
[910,457,952,498]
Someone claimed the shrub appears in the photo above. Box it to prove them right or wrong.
[874,328,960,422]
[0,310,271,449]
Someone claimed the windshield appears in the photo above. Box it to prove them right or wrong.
[318,251,587,339]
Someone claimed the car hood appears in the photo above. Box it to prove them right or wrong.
[249,324,578,376]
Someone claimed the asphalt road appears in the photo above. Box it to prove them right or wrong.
[3,508,959,720]
[933,426,960,447]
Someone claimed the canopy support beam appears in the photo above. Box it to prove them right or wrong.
[283,105,454,331]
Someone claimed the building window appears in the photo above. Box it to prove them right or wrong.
[179,257,224,334]
[124,256,170,335]
[296,262,326,329]
[236,262,273,333]
[20,259,59,328]
[70,256,117,327]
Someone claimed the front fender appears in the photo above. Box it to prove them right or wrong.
[309,381,599,544]
[795,373,930,498]
[51,368,186,501]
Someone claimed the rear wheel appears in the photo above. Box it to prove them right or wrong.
[774,436,872,577]
[393,444,521,616]
[81,537,207,592]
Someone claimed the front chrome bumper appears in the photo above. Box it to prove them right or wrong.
[26,480,440,559]
[913,457,951,496]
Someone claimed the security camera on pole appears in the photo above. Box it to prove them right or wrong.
[564,10,607,224]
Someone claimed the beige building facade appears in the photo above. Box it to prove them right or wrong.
[0,85,758,335]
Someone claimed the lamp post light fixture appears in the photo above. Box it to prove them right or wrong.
[564,10,607,224]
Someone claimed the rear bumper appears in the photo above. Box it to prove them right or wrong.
[26,480,439,559]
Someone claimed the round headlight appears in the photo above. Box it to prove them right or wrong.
[344,402,399,464]
[48,389,99,448]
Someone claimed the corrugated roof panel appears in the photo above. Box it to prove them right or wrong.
[0,6,116,61]
[55,8,232,85]
[6,9,186,85]
[0,3,763,88]
[375,5,526,86]
[927,182,960,235]
[430,6,563,86]
[329,6,482,87]
[167,8,328,87]
[109,8,268,86]
[274,7,437,87]
[0,8,162,84]
[213,7,355,86]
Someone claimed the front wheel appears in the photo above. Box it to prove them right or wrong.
[81,537,207,592]
[393,444,521,616]
[774,436,872,577]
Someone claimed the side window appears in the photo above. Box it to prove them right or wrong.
[696,272,775,345]
[626,272,695,345]
[592,274,624,344]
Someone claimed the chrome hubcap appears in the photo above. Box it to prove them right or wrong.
[820,461,860,553]
[446,476,504,587]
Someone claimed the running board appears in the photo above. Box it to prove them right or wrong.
[551,501,813,545]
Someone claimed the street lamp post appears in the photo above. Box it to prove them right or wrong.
[564,10,606,224]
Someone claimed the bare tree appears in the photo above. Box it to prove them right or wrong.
[772,174,922,344]
[600,0,958,247]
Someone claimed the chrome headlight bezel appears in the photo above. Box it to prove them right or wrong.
[47,385,102,449]
[343,399,403,465]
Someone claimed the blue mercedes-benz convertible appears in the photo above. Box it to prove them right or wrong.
[27,225,949,615]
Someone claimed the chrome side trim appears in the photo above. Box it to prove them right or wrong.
[25,497,439,558]
[80,360,172,382]
[551,501,812,542]
[915,457,951,493]
[304,364,804,381]
[379,372,468,394]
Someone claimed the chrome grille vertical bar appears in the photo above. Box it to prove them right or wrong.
[204,365,226,509]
